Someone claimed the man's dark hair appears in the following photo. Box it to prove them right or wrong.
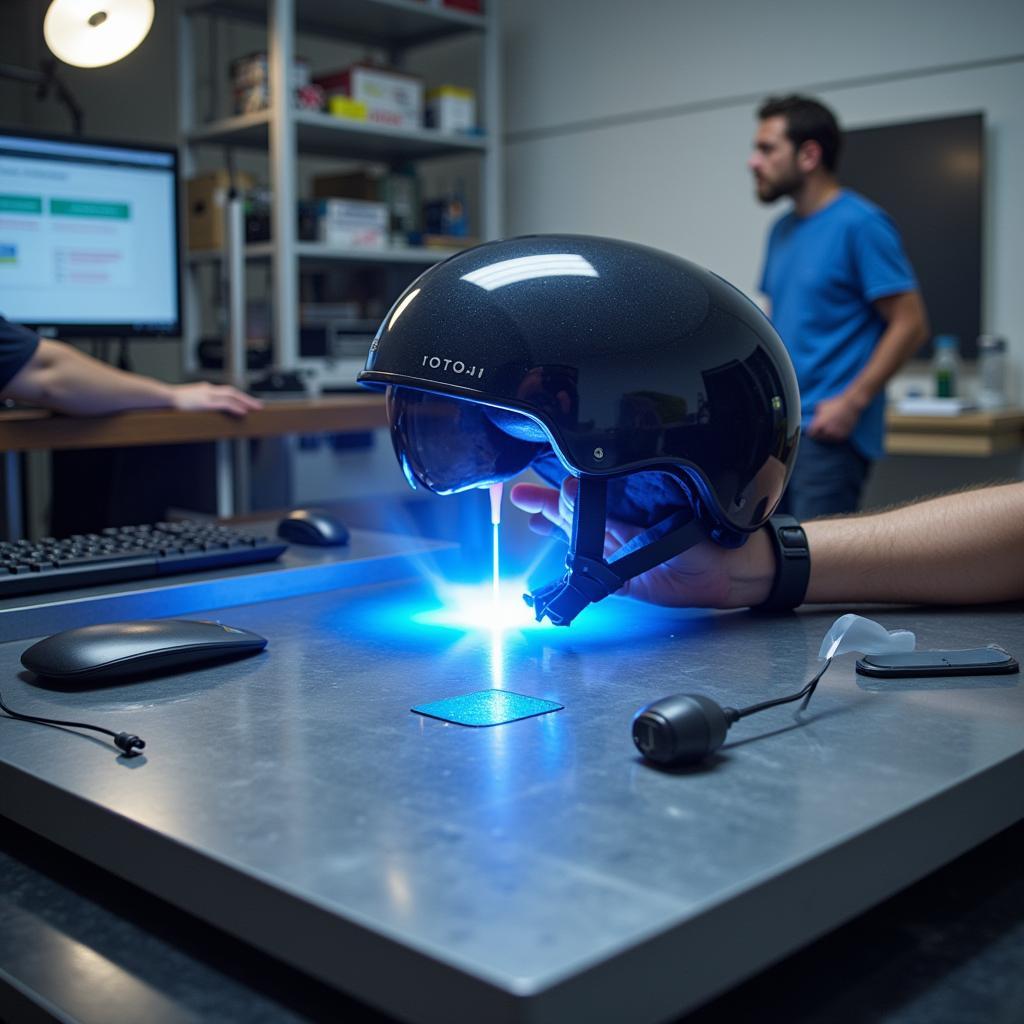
[758,94,842,172]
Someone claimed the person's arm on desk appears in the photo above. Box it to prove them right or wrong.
[2,339,261,417]
[510,481,1024,608]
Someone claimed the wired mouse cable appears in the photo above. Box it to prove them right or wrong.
[0,689,145,757]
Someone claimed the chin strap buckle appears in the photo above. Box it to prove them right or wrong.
[523,475,710,627]
[524,555,624,626]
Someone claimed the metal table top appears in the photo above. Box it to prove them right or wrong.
[0,555,1021,1024]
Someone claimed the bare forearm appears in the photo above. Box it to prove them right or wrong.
[8,340,174,415]
[804,483,1024,605]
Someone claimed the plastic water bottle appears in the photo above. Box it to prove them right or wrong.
[932,335,960,398]
[976,334,1007,410]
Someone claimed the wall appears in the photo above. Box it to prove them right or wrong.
[503,0,1024,404]
[3,1,1022,524]
[5,0,1023,376]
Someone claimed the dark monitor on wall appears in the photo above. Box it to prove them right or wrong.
[0,128,181,338]
[841,112,983,358]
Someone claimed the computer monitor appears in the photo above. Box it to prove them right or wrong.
[0,128,181,338]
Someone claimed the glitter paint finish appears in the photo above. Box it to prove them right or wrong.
[411,689,564,727]
[359,234,801,534]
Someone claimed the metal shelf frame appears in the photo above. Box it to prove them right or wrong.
[184,0,486,46]
[187,108,489,159]
[188,242,465,265]
[179,0,503,371]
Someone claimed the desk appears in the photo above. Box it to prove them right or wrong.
[1,539,1022,1023]
[885,408,1024,456]
[0,396,387,539]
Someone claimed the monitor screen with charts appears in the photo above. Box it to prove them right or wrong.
[0,129,180,338]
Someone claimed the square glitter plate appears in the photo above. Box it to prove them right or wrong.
[411,689,564,727]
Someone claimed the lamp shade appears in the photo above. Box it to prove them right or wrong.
[44,0,154,69]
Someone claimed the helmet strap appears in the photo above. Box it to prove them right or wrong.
[525,476,707,626]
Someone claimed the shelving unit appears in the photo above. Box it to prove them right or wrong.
[187,108,489,159]
[184,0,486,43]
[188,241,465,266]
[178,0,503,373]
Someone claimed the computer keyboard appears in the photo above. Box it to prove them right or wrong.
[0,522,288,599]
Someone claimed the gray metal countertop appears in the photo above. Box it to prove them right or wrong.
[0,546,1021,1023]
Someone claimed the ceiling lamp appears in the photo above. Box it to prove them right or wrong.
[44,0,155,69]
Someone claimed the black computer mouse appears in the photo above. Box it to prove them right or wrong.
[276,508,350,547]
[21,619,268,682]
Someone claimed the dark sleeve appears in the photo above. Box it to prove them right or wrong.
[0,316,40,392]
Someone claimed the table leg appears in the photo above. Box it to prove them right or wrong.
[3,451,23,541]
[215,439,234,519]
[233,438,250,516]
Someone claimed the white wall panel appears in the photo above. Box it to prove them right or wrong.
[504,1,1024,399]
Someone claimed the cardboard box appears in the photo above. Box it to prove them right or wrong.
[315,198,388,249]
[316,64,423,130]
[314,171,421,238]
[230,53,321,113]
[312,171,382,202]
[425,86,476,134]
[186,170,254,251]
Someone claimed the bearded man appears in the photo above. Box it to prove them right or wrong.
[750,95,929,517]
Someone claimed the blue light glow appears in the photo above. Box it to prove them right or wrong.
[412,579,551,633]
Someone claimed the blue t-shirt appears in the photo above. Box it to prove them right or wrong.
[759,190,917,460]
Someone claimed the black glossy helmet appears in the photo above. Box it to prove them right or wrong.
[359,235,800,625]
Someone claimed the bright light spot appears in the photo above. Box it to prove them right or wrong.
[411,580,552,692]
[388,287,421,330]
[492,522,500,605]
[411,585,552,630]
[45,0,154,69]
[461,254,598,291]
[412,581,552,634]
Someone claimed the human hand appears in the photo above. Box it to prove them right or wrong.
[806,393,861,442]
[170,382,263,417]
[510,478,776,609]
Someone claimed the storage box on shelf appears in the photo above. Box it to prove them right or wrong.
[316,63,424,130]
[230,52,322,114]
[426,85,477,134]
[313,168,421,243]
[186,170,254,251]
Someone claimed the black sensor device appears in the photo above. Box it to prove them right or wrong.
[632,659,833,766]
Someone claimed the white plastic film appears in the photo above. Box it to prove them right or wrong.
[818,613,916,661]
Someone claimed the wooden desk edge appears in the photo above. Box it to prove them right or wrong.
[0,397,388,452]
[885,407,1024,457]
[886,410,1024,433]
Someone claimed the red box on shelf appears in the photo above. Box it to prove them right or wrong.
[315,64,423,131]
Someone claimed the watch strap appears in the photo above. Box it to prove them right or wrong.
[758,514,810,611]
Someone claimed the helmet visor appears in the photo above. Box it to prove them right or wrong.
[387,387,545,495]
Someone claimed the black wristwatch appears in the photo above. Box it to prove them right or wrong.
[757,514,810,611]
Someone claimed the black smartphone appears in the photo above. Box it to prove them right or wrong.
[855,647,1019,678]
